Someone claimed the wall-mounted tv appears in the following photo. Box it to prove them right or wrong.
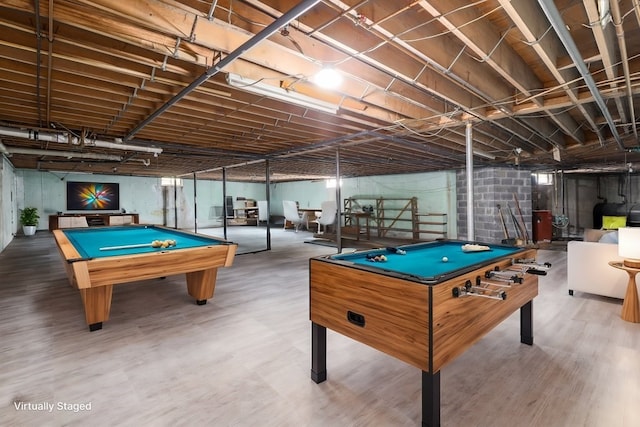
[66,182,120,211]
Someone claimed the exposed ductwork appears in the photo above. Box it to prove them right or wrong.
[0,139,10,156]
[7,147,122,161]
[0,126,163,155]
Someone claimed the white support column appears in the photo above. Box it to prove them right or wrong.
[465,122,474,241]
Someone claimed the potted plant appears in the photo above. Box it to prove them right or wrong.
[20,207,40,236]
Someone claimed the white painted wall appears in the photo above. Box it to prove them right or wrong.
[16,170,268,231]
[0,156,17,252]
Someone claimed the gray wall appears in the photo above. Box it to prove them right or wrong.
[457,167,532,243]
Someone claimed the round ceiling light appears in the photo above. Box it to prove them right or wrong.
[313,67,343,89]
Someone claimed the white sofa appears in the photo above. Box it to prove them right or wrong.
[567,240,627,299]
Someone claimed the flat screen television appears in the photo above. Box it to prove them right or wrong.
[66,182,120,211]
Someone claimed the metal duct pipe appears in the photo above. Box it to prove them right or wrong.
[0,126,162,155]
[92,139,161,155]
[128,158,151,166]
[0,139,10,156]
[7,147,122,161]
[537,0,624,150]
[0,126,69,143]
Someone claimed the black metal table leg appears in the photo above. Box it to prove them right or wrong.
[520,300,533,345]
[422,370,440,427]
[311,322,327,383]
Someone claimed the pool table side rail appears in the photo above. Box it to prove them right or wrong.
[327,244,527,284]
[53,229,90,289]
[53,229,83,261]
[53,228,237,289]
[78,245,236,288]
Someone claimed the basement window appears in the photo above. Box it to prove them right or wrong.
[325,178,343,188]
[161,177,183,187]
[532,172,553,186]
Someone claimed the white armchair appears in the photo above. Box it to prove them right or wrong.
[282,200,304,232]
[313,200,337,234]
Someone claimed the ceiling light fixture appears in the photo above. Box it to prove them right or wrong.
[226,73,338,114]
[312,67,343,90]
[473,149,495,160]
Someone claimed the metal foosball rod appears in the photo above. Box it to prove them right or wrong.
[485,270,524,284]
[452,280,507,300]
[513,258,552,268]
[505,265,548,276]
[476,276,512,288]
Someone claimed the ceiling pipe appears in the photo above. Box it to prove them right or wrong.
[0,126,162,155]
[537,0,624,150]
[7,147,122,161]
[610,0,638,141]
[124,0,322,140]
[127,158,151,167]
[94,138,161,155]
[0,139,10,156]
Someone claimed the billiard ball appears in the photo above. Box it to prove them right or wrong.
[442,256,449,262]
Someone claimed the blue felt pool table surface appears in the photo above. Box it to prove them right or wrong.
[329,240,522,282]
[61,225,226,259]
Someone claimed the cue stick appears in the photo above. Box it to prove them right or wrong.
[513,193,531,244]
[497,204,509,239]
[100,243,153,251]
[507,204,524,241]
[99,240,177,251]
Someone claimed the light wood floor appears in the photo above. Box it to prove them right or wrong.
[1,230,639,427]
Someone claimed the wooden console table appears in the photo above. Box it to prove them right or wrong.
[608,261,640,323]
[49,213,139,231]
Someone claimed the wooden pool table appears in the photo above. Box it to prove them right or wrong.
[309,240,542,427]
[53,225,237,331]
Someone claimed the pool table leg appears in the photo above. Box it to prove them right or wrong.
[422,370,440,427]
[520,300,533,345]
[186,268,217,304]
[310,322,327,383]
[79,285,113,332]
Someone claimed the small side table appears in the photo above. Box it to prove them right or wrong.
[352,212,371,241]
[608,261,640,323]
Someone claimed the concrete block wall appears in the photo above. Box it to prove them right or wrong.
[457,167,532,243]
